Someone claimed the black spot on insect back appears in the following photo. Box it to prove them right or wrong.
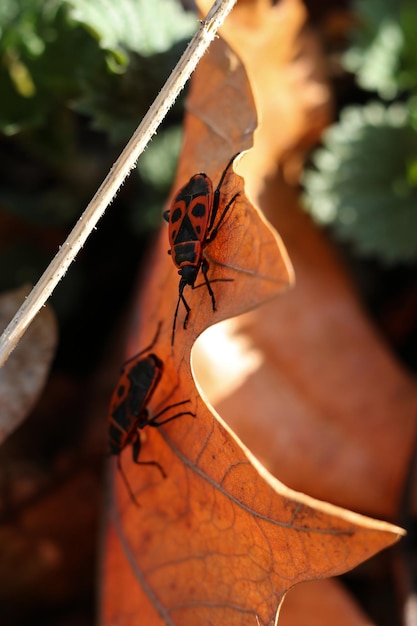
[191,202,206,218]
[171,207,182,223]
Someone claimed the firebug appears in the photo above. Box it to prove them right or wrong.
[107,323,195,505]
[164,153,240,344]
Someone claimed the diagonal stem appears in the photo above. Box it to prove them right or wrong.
[0,0,238,367]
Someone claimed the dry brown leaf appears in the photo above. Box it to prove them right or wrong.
[192,0,417,521]
[0,285,58,444]
[196,180,417,520]
[100,35,403,626]
[207,0,333,186]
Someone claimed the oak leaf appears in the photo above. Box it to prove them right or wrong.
[101,33,403,626]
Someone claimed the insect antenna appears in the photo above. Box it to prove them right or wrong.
[193,277,234,290]
[217,152,241,189]
[208,153,240,231]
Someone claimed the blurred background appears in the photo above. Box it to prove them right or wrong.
[0,0,416,624]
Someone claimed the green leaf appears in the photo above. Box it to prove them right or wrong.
[343,0,417,98]
[0,0,195,138]
[65,0,196,59]
[303,102,417,263]
[0,2,108,136]
[74,43,187,141]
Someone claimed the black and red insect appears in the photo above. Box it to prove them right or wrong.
[164,153,240,344]
[107,323,195,505]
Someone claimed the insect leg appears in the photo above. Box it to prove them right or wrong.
[201,258,216,311]
[181,293,192,329]
[207,192,239,243]
[132,432,166,479]
[148,399,196,427]
[151,410,196,427]
[172,286,192,345]
[172,294,181,346]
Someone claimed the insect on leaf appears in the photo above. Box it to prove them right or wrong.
[101,33,402,626]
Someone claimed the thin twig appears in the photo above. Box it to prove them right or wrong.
[0,0,237,367]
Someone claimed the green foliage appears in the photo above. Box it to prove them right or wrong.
[0,0,195,344]
[0,1,102,136]
[0,0,196,137]
[0,0,195,225]
[66,0,196,140]
[343,0,417,98]
[303,103,417,262]
[66,0,197,60]
[303,0,417,264]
